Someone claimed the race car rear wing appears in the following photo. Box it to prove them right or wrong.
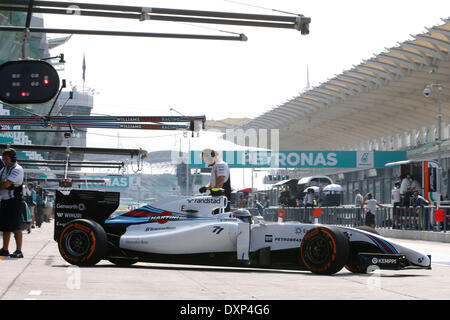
[54,189,120,241]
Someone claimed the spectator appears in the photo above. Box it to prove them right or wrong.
[391,182,402,229]
[304,188,317,209]
[410,176,421,194]
[238,195,247,208]
[412,191,430,230]
[24,182,37,231]
[318,188,326,207]
[354,189,364,225]
[400,174,413,207]
[362,193,387,229]
[46,194,55,221]
[263,196,270,209]
[247,195,254,209]
[0,148,25,258]
[280,194,290,207]
[354,189,363,207]
[254,200,264,216]
[35,185,46,228]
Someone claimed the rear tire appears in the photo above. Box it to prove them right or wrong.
[58,219,107,266]
[300,226,349,275]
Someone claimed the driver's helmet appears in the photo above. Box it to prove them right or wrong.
[202,148,218,166]
[232,209,252,223]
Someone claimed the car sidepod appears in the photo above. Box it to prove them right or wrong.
[119,220,239,255]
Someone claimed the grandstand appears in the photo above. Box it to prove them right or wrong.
[227,18,450,204]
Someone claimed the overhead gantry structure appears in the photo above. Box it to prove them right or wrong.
[0,0,311,41]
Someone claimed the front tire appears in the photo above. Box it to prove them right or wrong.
[58,219,107,266]
[300,226,349,275]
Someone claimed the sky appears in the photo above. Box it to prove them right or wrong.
[39,0,450,190]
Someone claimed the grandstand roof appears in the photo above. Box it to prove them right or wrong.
[237,18,450,150]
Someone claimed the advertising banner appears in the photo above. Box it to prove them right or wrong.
[189,150,406,169]
[80,175,141,189]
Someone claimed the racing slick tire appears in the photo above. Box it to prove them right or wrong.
[58,219,107,266]
[300,226,349,275]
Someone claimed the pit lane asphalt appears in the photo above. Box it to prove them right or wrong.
[1,221,450,300]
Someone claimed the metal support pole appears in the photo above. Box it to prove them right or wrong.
[0,0,302,23]
[0,26,246,41]
[437,86,442,188]
[425,83,443,207]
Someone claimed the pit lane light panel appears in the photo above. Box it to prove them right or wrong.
[0,60,60,104]
[59,178,73,188]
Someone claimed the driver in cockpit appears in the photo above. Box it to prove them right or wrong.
[198,148,231,212]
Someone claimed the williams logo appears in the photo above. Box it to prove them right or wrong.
[56,212,83,219]
[212,226,224,234]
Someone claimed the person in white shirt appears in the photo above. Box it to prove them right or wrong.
[0,148,25,258]
[354,189,363,207]
[391,182,402,229]
[354,189,364,225]
[199,148,231,212]
[410,176,421,193]
[304,188,317,209]
[400,174,413,207]
[362,193,387,229]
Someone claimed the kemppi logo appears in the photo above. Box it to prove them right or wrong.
[372,257,397,264]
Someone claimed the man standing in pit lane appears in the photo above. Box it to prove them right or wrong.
[198,148,231,212]
[0,148,25,258]
[362,193,387,229]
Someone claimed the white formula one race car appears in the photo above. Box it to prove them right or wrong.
[54,189,431,275]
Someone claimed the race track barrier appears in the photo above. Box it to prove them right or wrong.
[247,205,450,233]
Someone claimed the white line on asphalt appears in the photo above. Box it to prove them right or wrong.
[0,239,51,300]
[28,290,42,296]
